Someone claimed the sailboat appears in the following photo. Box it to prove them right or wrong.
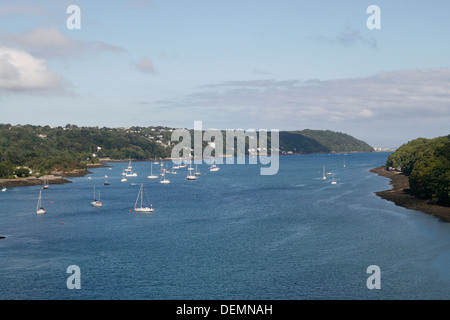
[159,172,170,184]
[120,169,128,182]
[209,160,220,172]
[147,162,159,179]
[36,189,46,215]
[186,161,197,180]
[2,186,7,192]
[331,174,337,185]
[321,166,327,180]
[91,185,102,207]
[134,184,154,213]
[194,164,201,176]
[125,159,133,172]
[42,178,49,189]
[124,159,138,177]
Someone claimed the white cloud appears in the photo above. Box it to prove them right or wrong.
[159,68,450,126]
[0,46,70,94]
[3,27,125,59]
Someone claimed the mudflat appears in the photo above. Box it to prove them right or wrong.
[370,167,450,223]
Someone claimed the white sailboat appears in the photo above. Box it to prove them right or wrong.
[125,170,138,177]
[147,162,159,179]
[91,185,102,207]
[209,160,220,172]
[125,159,133,172]
[36,189,46,215]
[124,159,138,177]
[186,161,197,180]
[42,178,49,189]
[134,184,154,213]
[159,172,170,184]
[194,164,201,176]
[1,186,6,192]
[331,174,337,185]
[321,166,327,180]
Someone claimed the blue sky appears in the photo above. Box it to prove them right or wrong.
[0,0,449,148]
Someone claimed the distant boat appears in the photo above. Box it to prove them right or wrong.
[125,159,133,172]
[103,180,110,186]
[36,189,46,215]
[209,160,220,172]
[87,176,92,180]
[121,177,128,183]
[134,184,154,213]
[2,186,7,192]
[125,171,138,177]
[91,185,102,207]
[322,166,327,180]
[124,159,138,177]
[159,173,170,184]
[186,162,197,180]
[331,174,337,185]
[343,157,346,168]
[194,164,201,176]
[147,162,159,179]
[42,179,49,189]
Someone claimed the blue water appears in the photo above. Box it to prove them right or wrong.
[1,153,449,300]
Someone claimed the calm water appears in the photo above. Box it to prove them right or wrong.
[1,153,449,300]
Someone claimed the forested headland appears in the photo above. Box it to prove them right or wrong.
[385,135,450,206]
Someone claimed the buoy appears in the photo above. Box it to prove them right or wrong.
[51,201,54,204]
[62,222,64,225]
[129,209,132,212]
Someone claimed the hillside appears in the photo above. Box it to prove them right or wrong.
[0,124,373,178]
[0,124,172,178]
[297,129,374,153]
[278,131,330,154]
[385,135,450,206]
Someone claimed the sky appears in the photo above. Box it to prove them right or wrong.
[0,0,449,148]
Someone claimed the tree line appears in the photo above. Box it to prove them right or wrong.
[386,135,450,205]
[0,124,171,178]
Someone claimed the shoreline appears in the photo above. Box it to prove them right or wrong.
[0,169,92,188]
[0,163,110,188]
[370,166,450,223]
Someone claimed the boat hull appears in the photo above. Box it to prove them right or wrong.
[134,207,154,213]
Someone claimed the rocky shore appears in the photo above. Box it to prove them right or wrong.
[370,166,450,223]
[0,169,94,188]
